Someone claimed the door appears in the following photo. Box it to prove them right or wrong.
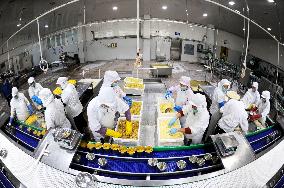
[170,38,182,60]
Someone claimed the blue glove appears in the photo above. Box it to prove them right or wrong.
[174,105,182,112]
[218,101,225,108]
[168,128,178,135]
[8,117,14,126]
[27,104,34,115]
[32,95,43,105]
[123,96,133,107]
[165,90,173,99]
[168,117,177,127]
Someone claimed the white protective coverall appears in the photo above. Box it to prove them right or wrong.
[182,93,210,144]
[101,70,126,98]
[56,77,83,118]
[210,79,231,114]
[28,77,43,99]
[168,76,194,107]
[256,91,271,125]
[241,82,260,108]
[10,87,30,121]
[87,87,129,140]
[204,79,231,141]
[218,99,249,133]
[39,88,71,130]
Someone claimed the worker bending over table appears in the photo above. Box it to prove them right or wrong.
[9,87,33,125]
[87,87,130,142]
[39,88,71,130]
[101,71,133,135]
[217,91,249,134]
[165,76,195,126]
[168,93,210,145]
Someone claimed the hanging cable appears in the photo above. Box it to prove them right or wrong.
[241,0,250,78]
[37,19,48,72]
[7,41,11,71]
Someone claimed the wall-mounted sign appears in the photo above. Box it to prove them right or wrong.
[175,32,181,36]
[107,43,118,48]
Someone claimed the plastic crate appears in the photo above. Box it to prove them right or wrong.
[124,85,145,96]
[157,117,184,146]
[124,77,143,84]
[113,117,141,146]
[157,97,176,117]
[121,100,143,118]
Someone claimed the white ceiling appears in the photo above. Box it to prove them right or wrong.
[0,0,283,45]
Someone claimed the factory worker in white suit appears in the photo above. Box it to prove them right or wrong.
[241,82,260,109]
[165,76,195,126]
[56,77,84,131]
[218,91,249,134]
[249,90,271,125]
[9,87,33,125]
[165,76,195,107]
[168,93,210,144]
[87,87,129,141]
[39,88,71,130]
[28,77,43,107]
[204,79,231,141]
[101,71,126,98]
[101,71,133,135]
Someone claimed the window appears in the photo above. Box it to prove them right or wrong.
[61,33,66,46]
[72,29,78,44]
[65,30,72,44]
[50,36,55,48]
[47,37,51,49]
[56,34,61,47]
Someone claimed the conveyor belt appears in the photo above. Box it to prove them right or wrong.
[70,142,223,180]
[2,124,41,152]
[0,171,15,188]
[246,126,282,154]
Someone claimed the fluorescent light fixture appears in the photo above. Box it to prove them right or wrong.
[267,27,272,31]
[17,23,21,27]
[44,24,49,28]
[229,1,235,6]
[162,5,167,10]
[112,6,118,10]
[267,0,274,3]
[203,13,208,17]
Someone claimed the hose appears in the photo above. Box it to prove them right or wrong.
[37,19,49,72]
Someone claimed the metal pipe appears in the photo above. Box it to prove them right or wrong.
[136,0,140,52]
[0,0,80,49]
[37,19,43,60]
[204,0,280,43]
[276,42,279,84]
[243,20,250,75]
[7,41,10,69]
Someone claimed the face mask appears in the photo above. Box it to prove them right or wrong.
[193,108,198,115]
[222,86,228,93]
[180,86,188,91]
[111,82,118,87]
